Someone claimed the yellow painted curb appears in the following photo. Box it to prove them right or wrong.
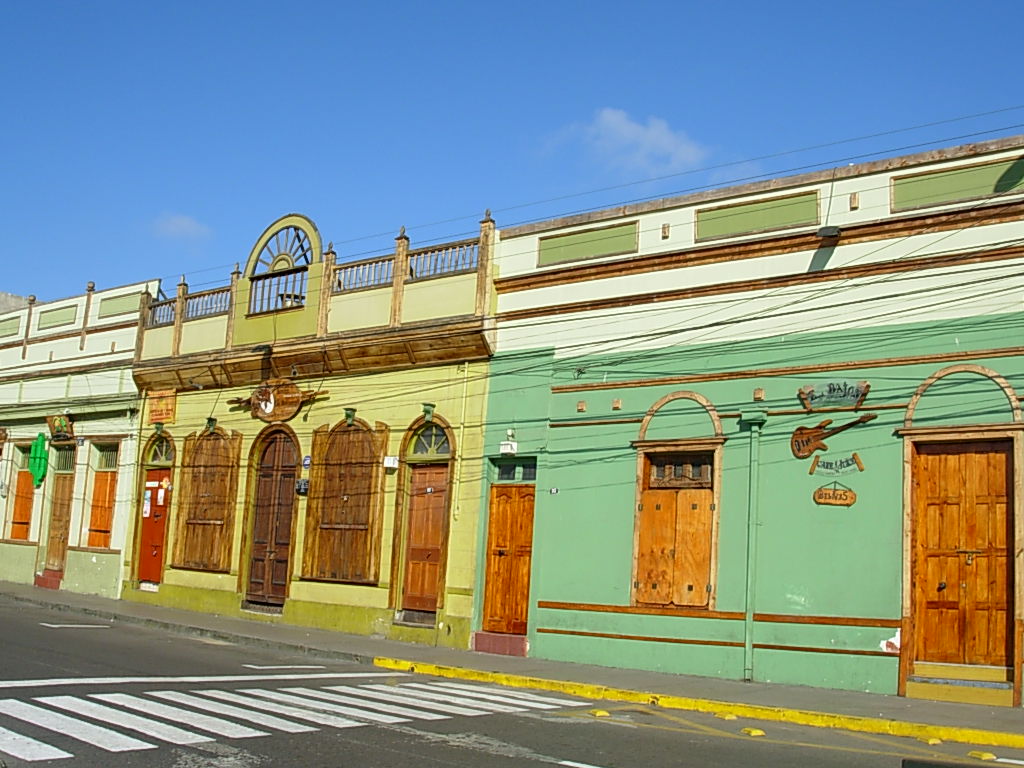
[373,657,1024,750]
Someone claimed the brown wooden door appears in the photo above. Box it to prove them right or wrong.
[482,484,535,634]
[10,469,34,540]
[914,440,1013,666]
[138,469,171,583]
[45,473,75,571]
[635,486,714,607]
[402,464,449,612]
[247,434,297,605]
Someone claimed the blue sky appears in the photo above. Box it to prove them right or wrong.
[3,1,1022,301]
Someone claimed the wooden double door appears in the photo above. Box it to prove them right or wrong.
[247,434,298,606]
[482,484,535,635]
[913,440,1014,667]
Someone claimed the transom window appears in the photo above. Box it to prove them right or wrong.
[94,444,119,471]
[52,447,75,473]
[409,424,450,459]
[147,436,174,466]
[648,452,712,489]
[494,460,537,483]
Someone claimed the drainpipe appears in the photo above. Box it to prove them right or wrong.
[739,410,767,682]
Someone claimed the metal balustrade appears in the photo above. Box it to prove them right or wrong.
[147,299,176,327]
[184,286,231,319]
[408,240,478,280]
[334,256,395,292]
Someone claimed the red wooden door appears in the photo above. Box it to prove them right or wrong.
[914,441,1013,666]
[45,473,75,571]
[138,469,171,583]
[402,464,449,612]
[482,484,535,634]
[247,434,297,605]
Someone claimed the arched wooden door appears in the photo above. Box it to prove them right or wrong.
[246,432,298,606]
[138,436,175,584]
[401,423,453,616]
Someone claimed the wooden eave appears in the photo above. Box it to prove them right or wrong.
[133,315,493,392]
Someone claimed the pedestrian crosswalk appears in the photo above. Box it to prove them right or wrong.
[0,679,585,762]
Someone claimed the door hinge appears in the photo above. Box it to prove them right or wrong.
[710,503,716,511]
[706,584,712,593]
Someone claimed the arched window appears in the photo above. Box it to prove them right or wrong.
[147,435,174,466]
[408,424,450,460]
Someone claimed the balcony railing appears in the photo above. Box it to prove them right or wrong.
[249,267,308,314]
[148,299,176,327]
[184,286,231,320]
[408,239,478,280]
[334,255,395,293]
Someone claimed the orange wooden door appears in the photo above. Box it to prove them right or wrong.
[247,434,297,605]
[138,469,171,583]
[45,473,75,571]
[87,472,117,548]
[914,441,1013,666]
[482,484,535,634]
[10,469,34,540]
[402,464,449,612]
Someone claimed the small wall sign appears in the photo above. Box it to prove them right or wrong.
[302,455,312,469]
[809,452,865,476]
[813,482,857,507]
[148,389,177,424]
[798,381,870,411]
[791,413,876,459]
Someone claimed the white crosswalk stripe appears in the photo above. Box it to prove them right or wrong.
[280,687,450,720]
[240,688,408,724]
[0,680,585,762]
[0,699,156,753]
[194,689,364,729]
[323,685,494,716]
[35,695,214,745]
[361,683,528,713]
[0,723,72,761]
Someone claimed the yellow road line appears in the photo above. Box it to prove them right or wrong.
[373,657,1024,749]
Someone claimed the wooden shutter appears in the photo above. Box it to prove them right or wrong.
[10,469,34,540]
[87,472,117,548]
[674,488,713,606]
[305,423,377,582]
[634,489,676,605]
[174,429,241,571]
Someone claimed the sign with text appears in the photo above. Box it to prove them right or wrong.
[813,483,857,507]
[148,389,177,424]
[798,381,870,411]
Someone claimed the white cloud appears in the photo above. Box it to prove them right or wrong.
[582,108,707,175]
[154,213,211,240]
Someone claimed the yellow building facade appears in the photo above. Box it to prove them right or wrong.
[124,213,494,647]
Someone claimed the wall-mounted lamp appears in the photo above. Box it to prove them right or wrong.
[344,407,357,426]
[290,364,298,378]
[422,402,435,422]
[816,225,841,239]
[154,422,164,434]
[205,417,217,431]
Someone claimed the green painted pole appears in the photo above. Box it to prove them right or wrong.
[740,410,767,682]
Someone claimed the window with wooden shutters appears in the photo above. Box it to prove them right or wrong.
[173,428,242,572]
[634,450,717,608]
[86,444,119,548]
[303,421,384,583]
[9,447,34,541]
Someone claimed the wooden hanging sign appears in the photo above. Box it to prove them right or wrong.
[798,380,870,411]
[228,378,326,423]
[813,482,857,507]
[46,414,75,444]
[791,413,876,459]
[808,452,864,476]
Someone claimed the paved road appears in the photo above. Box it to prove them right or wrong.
[2,597,1023,767]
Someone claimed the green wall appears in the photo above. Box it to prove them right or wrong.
[481,311,1024,692]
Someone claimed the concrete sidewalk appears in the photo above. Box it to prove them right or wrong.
[2,580,1022,750]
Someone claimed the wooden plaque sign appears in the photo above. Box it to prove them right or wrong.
[813,483,857,507]
[46,414,75,444]
[798,380,870,411]
[149,389,177,424]
[251,379,304,423]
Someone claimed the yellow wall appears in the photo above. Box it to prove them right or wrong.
[328,287,391,332]
[179,316,229,355]
[403,273,476,323]
[141,326,173,359]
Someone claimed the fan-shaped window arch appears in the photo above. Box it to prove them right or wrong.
[303,420,386,583]
[146,435,175,466]
[408,423,450,460]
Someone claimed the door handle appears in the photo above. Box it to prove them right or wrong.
[937,581,946,592]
